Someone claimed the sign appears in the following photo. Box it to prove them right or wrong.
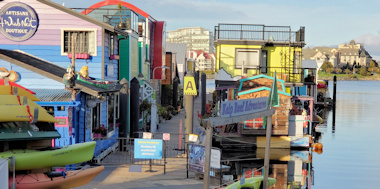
[188,144,221,174]
[184,76,197,95]
[188,134,198,142]
[0,2,39,41]
[220,97,268,118]
[134,139,163,159]
[142,132,152,139]
[163,133,170,141]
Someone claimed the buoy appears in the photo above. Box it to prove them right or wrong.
[313,149,323,154]
[313,143,323,150]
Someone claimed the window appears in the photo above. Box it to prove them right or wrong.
[235,49,260,68]
[109,33,114,56]
[61,29,97,56]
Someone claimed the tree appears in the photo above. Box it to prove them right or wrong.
[326,68,334,74]
[321,62,334,71]
[334,68,342,74]
[344,69,351,74]
[359,67,368,76]
[370,60,377,68]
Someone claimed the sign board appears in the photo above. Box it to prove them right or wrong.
[142,132,152,139]
[184,76,197,95]
[188,144,221,174]
[188,134,198,142]
[163,133,170,141]
[220,97,268,118]
[134,139,163,159]
[0,2,39,41]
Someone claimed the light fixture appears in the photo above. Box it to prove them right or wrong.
[152,66,169,79]
[138,72,144,79]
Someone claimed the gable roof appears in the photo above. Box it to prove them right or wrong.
[0,49,121,97]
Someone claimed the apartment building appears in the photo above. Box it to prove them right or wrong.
[166,27,214,53]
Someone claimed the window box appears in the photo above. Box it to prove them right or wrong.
[109,54,119,60]
[67,53,90,59]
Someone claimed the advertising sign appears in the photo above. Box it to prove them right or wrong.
[188,144,221,174]
[134,139,163,159]
[184,76,197,95]
[220,97,268,118]
[0,2,39,41]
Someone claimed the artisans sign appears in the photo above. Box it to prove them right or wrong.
[134,139,163,159]
[220,97,268,118]
[0,2,39,41]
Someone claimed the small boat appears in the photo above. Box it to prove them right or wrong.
[225,177,276,189]
[8,165,104,189]
[0,85,39,101]
[0,141,96,170]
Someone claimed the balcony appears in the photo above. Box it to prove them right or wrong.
[214,24,305,44]
[246,67,316,86]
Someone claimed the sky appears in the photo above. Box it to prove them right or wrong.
[52,0,380,60]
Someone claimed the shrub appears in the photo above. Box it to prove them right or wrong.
[334,68,342,74]
[359,67,368,76]
[326,68,334,74]
[344,69,351,74]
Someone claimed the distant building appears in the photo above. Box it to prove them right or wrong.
[166,27,214,53]
[187,50,215,71]
[302,40,372,67]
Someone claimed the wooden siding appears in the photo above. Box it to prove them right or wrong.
[162,53,172,85]
[130,36,139,79]
[238,90,291,135]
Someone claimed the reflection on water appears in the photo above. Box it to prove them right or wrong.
[214,81,380,189]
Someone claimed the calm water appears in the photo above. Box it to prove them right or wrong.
[313,80,380,189]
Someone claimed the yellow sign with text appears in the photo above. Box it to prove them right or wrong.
[184,76,197,95]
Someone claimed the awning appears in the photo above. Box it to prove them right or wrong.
[0,49,121,98]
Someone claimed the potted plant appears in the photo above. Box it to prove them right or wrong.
[93,127,101,138]
[117,3,127,29]
[100,124,107,137]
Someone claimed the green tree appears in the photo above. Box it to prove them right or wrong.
[326,68,334,74]
[359,67,368,76]
[344,69,351,74]
[370,60,377,68]
[334,68,342,74]
[321,62,334,71]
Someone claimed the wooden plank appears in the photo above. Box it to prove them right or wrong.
[209,109,275,127]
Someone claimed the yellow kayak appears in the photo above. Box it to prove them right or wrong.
[0,105,57,123]
[0,95,40,106]
[0,85,40,101]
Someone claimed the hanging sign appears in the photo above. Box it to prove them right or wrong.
[0,2,39,41]
[220,97,268,118]
[184,76,197,95]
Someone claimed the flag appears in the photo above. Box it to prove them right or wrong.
[263,72,279,128]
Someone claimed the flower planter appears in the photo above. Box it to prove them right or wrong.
[109,54,120,60]
[67,53,90,59]
[94,133,102,138]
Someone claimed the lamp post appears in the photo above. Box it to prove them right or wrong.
[152,66,169,79]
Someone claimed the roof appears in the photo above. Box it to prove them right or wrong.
[166,43,187,65]
[81,0,149,18]
[0,49,121,97]
[302,60,318,69]
[37,0,128,36]
[32,89,72,102]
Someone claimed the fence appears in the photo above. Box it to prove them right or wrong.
[92,133,190,173]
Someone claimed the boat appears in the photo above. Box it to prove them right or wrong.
[0,105,57,123]
[0,85,39,101]
[225,177,276,189]
[0,141,96,170]
[8,165,104,189]
[0,95,40,106]
[76,75,117,89]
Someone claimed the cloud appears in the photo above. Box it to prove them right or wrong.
[355,31,380,60]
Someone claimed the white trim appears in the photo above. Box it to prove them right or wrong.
[60,28,98,56]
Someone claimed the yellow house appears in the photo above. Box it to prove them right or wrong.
[214,24,306,93]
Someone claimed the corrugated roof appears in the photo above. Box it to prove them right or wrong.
[32,89,72,102]
[166,43,187,65]
[302,60,318,68]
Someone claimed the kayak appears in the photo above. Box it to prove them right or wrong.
[0,85,39,101]
[0,105,57,123]
[8,166,104,189]
[225,177,276,189]
[0,141,96,170]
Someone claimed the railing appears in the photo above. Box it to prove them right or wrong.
[214,23,305,43]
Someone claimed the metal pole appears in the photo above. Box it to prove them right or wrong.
[71,35,76,101]
[201,73,206,116]
[263,115,273,189]
[203,121,212,189]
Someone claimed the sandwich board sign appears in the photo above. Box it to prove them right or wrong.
[184,76,197,95]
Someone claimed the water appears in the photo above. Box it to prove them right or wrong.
[312,80,380,189]
[206,80,380,188]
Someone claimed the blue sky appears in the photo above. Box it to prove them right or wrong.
[52,0,380,59]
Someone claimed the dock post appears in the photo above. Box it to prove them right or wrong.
[332,76,337,132]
